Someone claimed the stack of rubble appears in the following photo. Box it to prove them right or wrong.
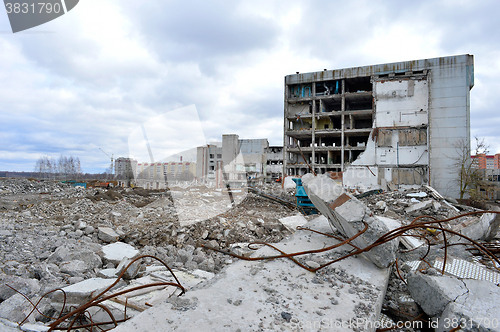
[302,174,500,330]
[0,178,304,330]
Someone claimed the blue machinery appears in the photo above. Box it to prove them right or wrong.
[292,178,317,215]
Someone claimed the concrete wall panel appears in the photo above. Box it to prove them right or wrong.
[375,80,429,127]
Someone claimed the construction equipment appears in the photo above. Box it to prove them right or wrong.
[292,178,317,215]
[99,148,114,175]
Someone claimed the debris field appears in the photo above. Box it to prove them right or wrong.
[0,177,499,331]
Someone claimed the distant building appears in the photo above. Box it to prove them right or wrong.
[471,154,500,200]
[266,146,283,182]
[471,154,500,170]
[122,159,196,189]
[196,143,223,182]
[197,134,269,187]
[283,54,474,198]
[115,157,138,177]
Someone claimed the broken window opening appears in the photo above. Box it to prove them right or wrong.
[348,135,370,147]
[315,80,341,96]
[288,84,313,98]
[320,136,342,147]
[352,115,373,129]
[321,99,341,113]
[329,116,342,129]
[346,99,372,111]
[345,76,372,93]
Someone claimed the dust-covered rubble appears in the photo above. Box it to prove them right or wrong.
[1,177,500,331]
[0,178,304,329]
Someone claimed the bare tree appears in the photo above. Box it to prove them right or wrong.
[453,136,489,201]
[34,155,83,181]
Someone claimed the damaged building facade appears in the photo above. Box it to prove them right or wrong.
[283,54,474,198]
[266,146,283,182]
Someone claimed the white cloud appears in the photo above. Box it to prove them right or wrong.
[0,0,499,172]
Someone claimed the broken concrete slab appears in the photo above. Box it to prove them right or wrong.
[278,214,308,232]
[112,216,391,332]
[407,272,467,316]
[405,199,433,214]
[408,272,500,332]
[0,293,51,324]
[406,192,427,198]
[436,278,500,332]
[0,276,40,302]
[378,216,424,249]
[115,257,140,279]
[459,213,495,241]
[98,227,120,242]
[97,268,118,278]
[100,242,140,266]
[51,278,119,312]
[302,173,397,268]
[451,208,500,243]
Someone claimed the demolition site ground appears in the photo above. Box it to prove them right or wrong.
[0,177,499,332]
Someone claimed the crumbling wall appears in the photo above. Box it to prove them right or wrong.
[345,77,430,191]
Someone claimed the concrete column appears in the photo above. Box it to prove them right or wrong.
[312,100,316,171]
[283,78,288,178]
[341,80,345,171]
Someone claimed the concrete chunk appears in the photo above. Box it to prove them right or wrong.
[115,257,140,279]
[407,272,467,316]
[302,173,397,268]
[0,276,40,301]
[101,242,140,266]
[97,268,118,278]
[47,243,102,269]
[51,278,117,311]
[59,260,90,276]
[98,227,120,243]
[405,199,433,213]
[453,209,500,242]
[278,214,308,232]
[408,272,500,332]
[436,279,500,332]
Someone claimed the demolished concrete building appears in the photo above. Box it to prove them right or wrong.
[283,54,474,198]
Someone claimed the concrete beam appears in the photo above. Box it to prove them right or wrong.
[302,173,397,268]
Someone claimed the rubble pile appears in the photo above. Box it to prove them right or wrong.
[0,178,77,195]
[0,178,304,330]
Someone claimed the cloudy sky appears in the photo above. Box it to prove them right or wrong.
[0,0,499,173]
